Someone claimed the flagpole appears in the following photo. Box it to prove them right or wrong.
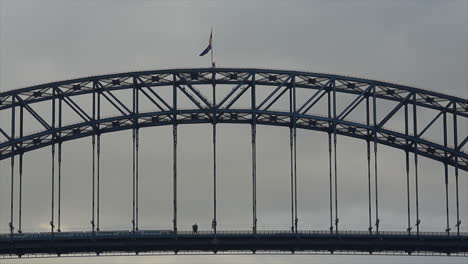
[211,47,214,68]
[211,28,215,68]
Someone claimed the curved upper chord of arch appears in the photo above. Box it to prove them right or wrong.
[0,68,466,170]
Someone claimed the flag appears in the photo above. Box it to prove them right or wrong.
[199,29,216,67]
[199,30,212,56]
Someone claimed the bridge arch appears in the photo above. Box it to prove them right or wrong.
[1,68,467,257]
[0,68,466,168]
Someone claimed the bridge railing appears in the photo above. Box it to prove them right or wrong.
[1,229,467,241]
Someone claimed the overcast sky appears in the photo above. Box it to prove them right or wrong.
[0,0,467,263]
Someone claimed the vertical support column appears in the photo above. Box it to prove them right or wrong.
[251,73,257,234]
[453,103,460,236]
[132,77,139,232]
[293,123,298,233]
[9,96,15,235]
[172,124,178,233]
[251,123,257,234]
[132,98,135,232]
[57,94,62,232]
[132,97,135,232]
[366,95,372,234]
[136,77,140,231]
[443,112,449,235]
[50,88,56,234]
[373,86,379,234]
[172,73,178,233]
[327,87,333,234]
[18,105,23,233]
[212,123,217,233]
[413,93,420,235]
[91,83,96,232]
[405,104,411,234]
[96,85,101,232]
[290,75,298,233]
[289,84,294,233]
[212,70,217,234]
[332,81,339,233]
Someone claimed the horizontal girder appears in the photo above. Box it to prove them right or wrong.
[1,230,467,257]
[0,109,467,170]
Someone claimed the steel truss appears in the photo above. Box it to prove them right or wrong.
[0,68,467,250]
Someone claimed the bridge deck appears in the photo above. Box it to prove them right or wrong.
[1,230,467,257]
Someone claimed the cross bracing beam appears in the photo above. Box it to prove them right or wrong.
[96,81,132,116]
[376,92,413,129]
[216,73,252,109]
[55,87,93,122]
[457,137,468,152]
[14,95,52,130]
[219,83,251,111]
[297,79,333,115]
[418,102,453,138]
[336,84,374,120]
[256,76,292,110]
[135,77,173,112]
[176,75,212,108]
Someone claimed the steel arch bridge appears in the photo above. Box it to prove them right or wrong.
[0,68,467,258]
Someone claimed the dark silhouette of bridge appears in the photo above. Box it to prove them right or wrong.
[0,68,467,258]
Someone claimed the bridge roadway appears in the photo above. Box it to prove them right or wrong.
[1,230,467,257]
